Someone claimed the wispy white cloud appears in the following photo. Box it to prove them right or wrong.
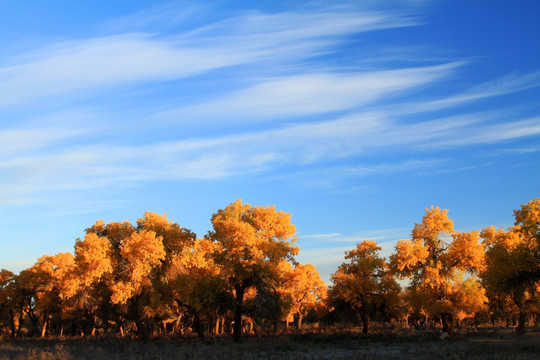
[296,246,351,265]
[0,127,88,156]
[0,33,246,107]
[393,71,540,115]
[295,246,351,284]
[1,1,539,211]
[365,113,540,150]
[434,117,540,146]
[100,2,203,33]
[467,71,540,98]
[275,158,447,193]
[300,233,342,239]
[489,145,540,155]
[332,229,408,244]
[422,162,493,175]
[155,62,460,124]
[2,109,539,205]
[175,6,417,47]
[340,159,447,176]
[296,228,408,283]
[328,185,378,195]
[0,6,416,109]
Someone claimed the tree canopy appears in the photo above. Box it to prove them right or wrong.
[0,198,538,339]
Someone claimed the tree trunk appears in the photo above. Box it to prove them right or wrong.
[17,312,24,337]
[233,285,245,343]
[516,310,526,335]
[361,312,369,334]
[136,319,150,342]
[296,313,303,330]
[161,320,167,336]
[194,314,205,339]
[16,302,25,337]
[221,316,226,335]
[214,316,220,335]
[441,313,453,336]
[8,309,16,338]
[41,317,48,338]
[30,316,38,337]
[172,315,181,336]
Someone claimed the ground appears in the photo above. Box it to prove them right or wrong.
[1,328,539,359]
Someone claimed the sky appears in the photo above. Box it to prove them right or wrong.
[1,0,539,283]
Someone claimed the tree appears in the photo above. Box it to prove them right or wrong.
[280,262,327,330]
[510,199,540,332]
[208,200,298,342]
[329,240,400,334]
[63,212,195,339]
[132,212,197,337]
[28,253,75,337]
[16,267,47,336]
[0,270,18,337]
[136,211,196,264]
[481,199,540,335]
[109,230,166,305]
[390,207,486,335]
[60,231,116,336]
[13,255,74,337]
[166,238,230,338]
[513,198,540,283]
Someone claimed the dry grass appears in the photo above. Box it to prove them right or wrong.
[1,328,539,360]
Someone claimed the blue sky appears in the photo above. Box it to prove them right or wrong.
[1,0,539,282]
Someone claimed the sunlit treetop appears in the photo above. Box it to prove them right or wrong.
[210,199,298,270]
[412,206,454,251]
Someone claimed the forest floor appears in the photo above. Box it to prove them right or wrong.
[1,327,539,359]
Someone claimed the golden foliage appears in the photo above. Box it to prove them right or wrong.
[391,206,486,332]
[480,202,540,335]
[513,198,540,239]
[329,240,400,333]
[4,198,538,338]
[281,263,327,325]
[210,199,298,282]
[411,206,454,250]
[209,200,299,340]
[390,239,429,277]
[446,231,485,273]
[111,230,165,304]
[74,233,113,285]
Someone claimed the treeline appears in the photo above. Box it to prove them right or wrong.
[329,198,540,336]
[0,199,538,340]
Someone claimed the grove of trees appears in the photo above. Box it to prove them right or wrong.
[0,198,538,340]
